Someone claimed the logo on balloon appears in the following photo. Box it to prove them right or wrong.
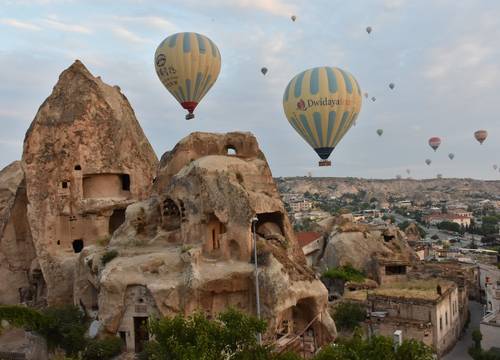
[297,99,307,111]
[156,54,166,67]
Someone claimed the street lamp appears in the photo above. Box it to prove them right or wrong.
[252,216,262,344]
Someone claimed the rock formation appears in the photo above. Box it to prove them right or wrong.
[320,221,418,284]
[404,222,422,244]
[21,60,158,305]
[0,162,37,304]
[74,132,336,353]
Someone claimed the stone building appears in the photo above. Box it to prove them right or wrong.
[367,279,460,358]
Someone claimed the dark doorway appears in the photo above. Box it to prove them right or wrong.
[121,174,131,191]
[385,265,406,275]
[109,208,126,234]
[134,317,149,353]
[72,239,84,253]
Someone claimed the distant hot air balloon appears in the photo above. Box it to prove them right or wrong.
[366,26,372,34]
[493,164,498,171]
[291,15,296,22]
[406,169,411,175]
[283,66,362,167]
[448,153,455,160]
[428,137,441,151]
[155,32,221,120]
[364,92,368,98]
[377,129,383,137]
[474,130,487,144]
[425,159,431,166]
[261,67,268,75]
[389,83,395,90]
[371,96,376,102]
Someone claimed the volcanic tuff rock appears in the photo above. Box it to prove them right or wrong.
[74,132,336,352]
[0,161,37,304]
[21,60,158,305]
[320,221,417,279]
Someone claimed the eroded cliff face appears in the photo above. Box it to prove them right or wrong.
[0,162,38,305]
[75,132,336,353]
[21,60,158,305]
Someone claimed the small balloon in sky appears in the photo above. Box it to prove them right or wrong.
[474,130,487,144]
[261,67,268,75]
[364,92,369,98]
[366,26,372,34]
[493,164,498,171]
[291,15,296,22]
[428,137,441,151]
[389,83,395,90]
[425,159,432,166]
[377,129,383,137]
[371,96,376,102]
[448,153,454,160]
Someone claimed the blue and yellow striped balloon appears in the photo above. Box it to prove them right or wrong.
[282,66,362,166]
[155,32,221,120]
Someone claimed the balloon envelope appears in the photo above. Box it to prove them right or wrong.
[377,129,383,136]
[364,92,368,98]
[261,67,268,75]
[428,137,441,151]
[371,96,376,102]
[366,26,372,34]
[494,164,498,170]
[425,159,431,166]
[291,15,296,21]
[448,153,455,160]
[155,32,221,120]
[389,83,395,90]
[283,66,362,166]
[474,130,487,144]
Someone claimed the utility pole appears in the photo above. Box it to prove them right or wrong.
[252,216,262,345]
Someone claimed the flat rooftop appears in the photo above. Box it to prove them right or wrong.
[371,279,455,301]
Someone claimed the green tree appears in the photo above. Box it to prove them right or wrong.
[323,264,365,283]
[142,308,293,360]
[472,328,482,350]
[437,221,461,233]
[332,303,366,331]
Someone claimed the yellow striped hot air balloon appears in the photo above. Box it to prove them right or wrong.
[155,32,221,120]
[283,66,362,166]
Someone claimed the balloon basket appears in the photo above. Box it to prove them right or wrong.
[185,113,195,120]
[319,160,331,167]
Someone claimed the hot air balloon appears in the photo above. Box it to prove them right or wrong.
[366,26,372,34]
[377,129,383,137]
[406,169,411,175]
[448,153,455,160]
[261,67,268,75]
[371,96,376,102]
[493,164,498,171]
[291,15,296,22]
[474,130,487,144]
[364,92,368,98]
[425,159,431,166]
[389,83,395,90]
[155,32,221,120]
[282,66,362,167]
[428,137,441,151]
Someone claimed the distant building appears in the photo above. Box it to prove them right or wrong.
[479,264,500,314]
[397,200,412,208]
[367,279,461,357]
[423,213,472,227]
[296,232,324,267]
[289,200,313,213]
[480,311,500,352]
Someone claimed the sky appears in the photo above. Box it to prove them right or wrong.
[1,0,500,179]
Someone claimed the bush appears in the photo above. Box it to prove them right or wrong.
[83,336,123,360]
[333,302,366,331]
[323,264,365,283]
[101,250,119,265]
[437,221,461,233]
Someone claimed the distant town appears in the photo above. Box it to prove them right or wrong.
[278,176,500,358]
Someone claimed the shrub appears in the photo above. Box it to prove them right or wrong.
[323,264,365,283]
[333,302,366,331]
[83,336,123,360]
[101,250,119,265]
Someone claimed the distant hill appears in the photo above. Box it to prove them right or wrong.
[276,177,500,204]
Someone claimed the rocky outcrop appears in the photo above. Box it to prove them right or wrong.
[0,162,38,305]
[320,222,417,280]
[404,222,422,244]
[21,60,158,305]
[75,132,336,353]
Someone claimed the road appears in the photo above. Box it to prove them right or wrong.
[443,301,483,360]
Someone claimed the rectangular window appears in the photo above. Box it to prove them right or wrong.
[440,317,443,331]
[445,312,448,326]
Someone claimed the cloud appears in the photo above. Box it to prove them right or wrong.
[383,0,406,10]
[114,15,177,32]
[0,18,41,31]
[42,18,91,34]
[183,0,296,16]
[111,26,152,44]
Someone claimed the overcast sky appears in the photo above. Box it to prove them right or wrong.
[1,0,500,179]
